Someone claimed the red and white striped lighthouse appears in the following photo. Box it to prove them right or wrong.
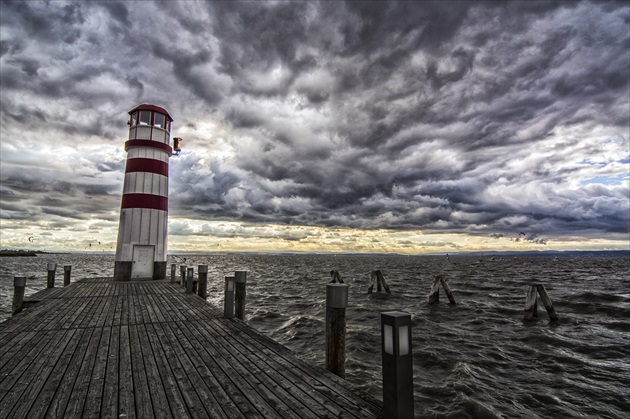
[114,104,180,281]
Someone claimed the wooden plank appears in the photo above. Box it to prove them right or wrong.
[120,293,130,326]
[0,331,38,367]
[88,293,110,329]
[82,326,112,417]
[101,325,120,418]
[25,328,87,418]
[180,319,305,418]
[7,328,77,419]
[46,329,95,418]
[177,299,314,417]
[189,318,290,417]
[144,322,188,418]
[128,324,154,419]
[160,322,229,418]
[169,323,244,418]
[149,322,208,418]
[77,296,102,329]
[212,328,320,418]
[227,319,381,417]
[129,290,142,325]
[0,330,58,408]
[142,290,161,324]
[50,325,102,419]
[112,295,124,326]
[201,320,329,418]
[118,325,135,418]
[136,323,172,418]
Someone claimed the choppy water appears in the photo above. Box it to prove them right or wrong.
[1,252,629,418]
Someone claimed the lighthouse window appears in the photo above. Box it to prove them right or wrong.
[130,112,137,126]
[154,113,165,129]
[139,111,151,125]
[166,120,171,131]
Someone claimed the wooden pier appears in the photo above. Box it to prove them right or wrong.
[0,278,382,418]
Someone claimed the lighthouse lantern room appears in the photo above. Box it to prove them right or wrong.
[114,104,177,281]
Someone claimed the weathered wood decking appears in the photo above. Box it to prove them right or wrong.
[0,278,382,418]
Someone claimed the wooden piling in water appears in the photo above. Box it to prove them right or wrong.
[368,270,391,294]
[428,277,440,304]
[235,271,247,320]
[326,284,348,378]
[524,284,558,321]
[224,276,235,319]
[523,285,538,320]
[536,284,559,321]
[12,276,26,315]
[63,265,72,286]
[180,265,186,287]
[330,270,344,283]
[440,277,456,304]
[186,267,194,294]
[47,263,57,288]
[198,265,208,298]
[428,275,456,305]
[170,264,176,283]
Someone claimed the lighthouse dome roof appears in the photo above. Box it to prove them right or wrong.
[128,103,173,121]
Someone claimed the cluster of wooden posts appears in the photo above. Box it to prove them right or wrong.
[12,263,72,315]
[325,269,559,418]
[524,284,559,321]
[170,264,248,320]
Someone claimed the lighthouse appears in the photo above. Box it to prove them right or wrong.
[114,104,180,281]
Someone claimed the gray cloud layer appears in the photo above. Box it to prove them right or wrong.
[1,1,628,244]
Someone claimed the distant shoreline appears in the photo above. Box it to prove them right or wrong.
[0,250,71,257]
[0,250,38,257]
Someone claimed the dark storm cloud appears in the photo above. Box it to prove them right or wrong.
[1,0,628,244]
[98,2,130,26]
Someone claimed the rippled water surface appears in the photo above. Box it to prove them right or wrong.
[1,252,629,418]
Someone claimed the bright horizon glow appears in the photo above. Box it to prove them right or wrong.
[1,218,628,255]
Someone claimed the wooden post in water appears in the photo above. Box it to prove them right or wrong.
[186,267,194,294]
[439,276,456,304]
[63,265,72,286]
[428,275,456,305]
[235,271,247,320]
[326,284,348,378]
[524,284,558,321]
[47,263,57,288]
[523,285,538,320]
[180,266,186,287]
[536,284,559,321]
[330,270,344,283]
[12,276,26,315]
[381,311,414,419]
[428,277,440,304]
[170,264,176,283]
[368,270,391,294]
[224,276,235,319]
[198,265,208,298]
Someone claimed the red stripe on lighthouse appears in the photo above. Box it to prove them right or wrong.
[125,158,169,176]
[121,194,168,211]
[125,140,173,155]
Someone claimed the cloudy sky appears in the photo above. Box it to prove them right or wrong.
[1,1,628,254]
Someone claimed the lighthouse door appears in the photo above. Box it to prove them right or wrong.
[132,245,154,279]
